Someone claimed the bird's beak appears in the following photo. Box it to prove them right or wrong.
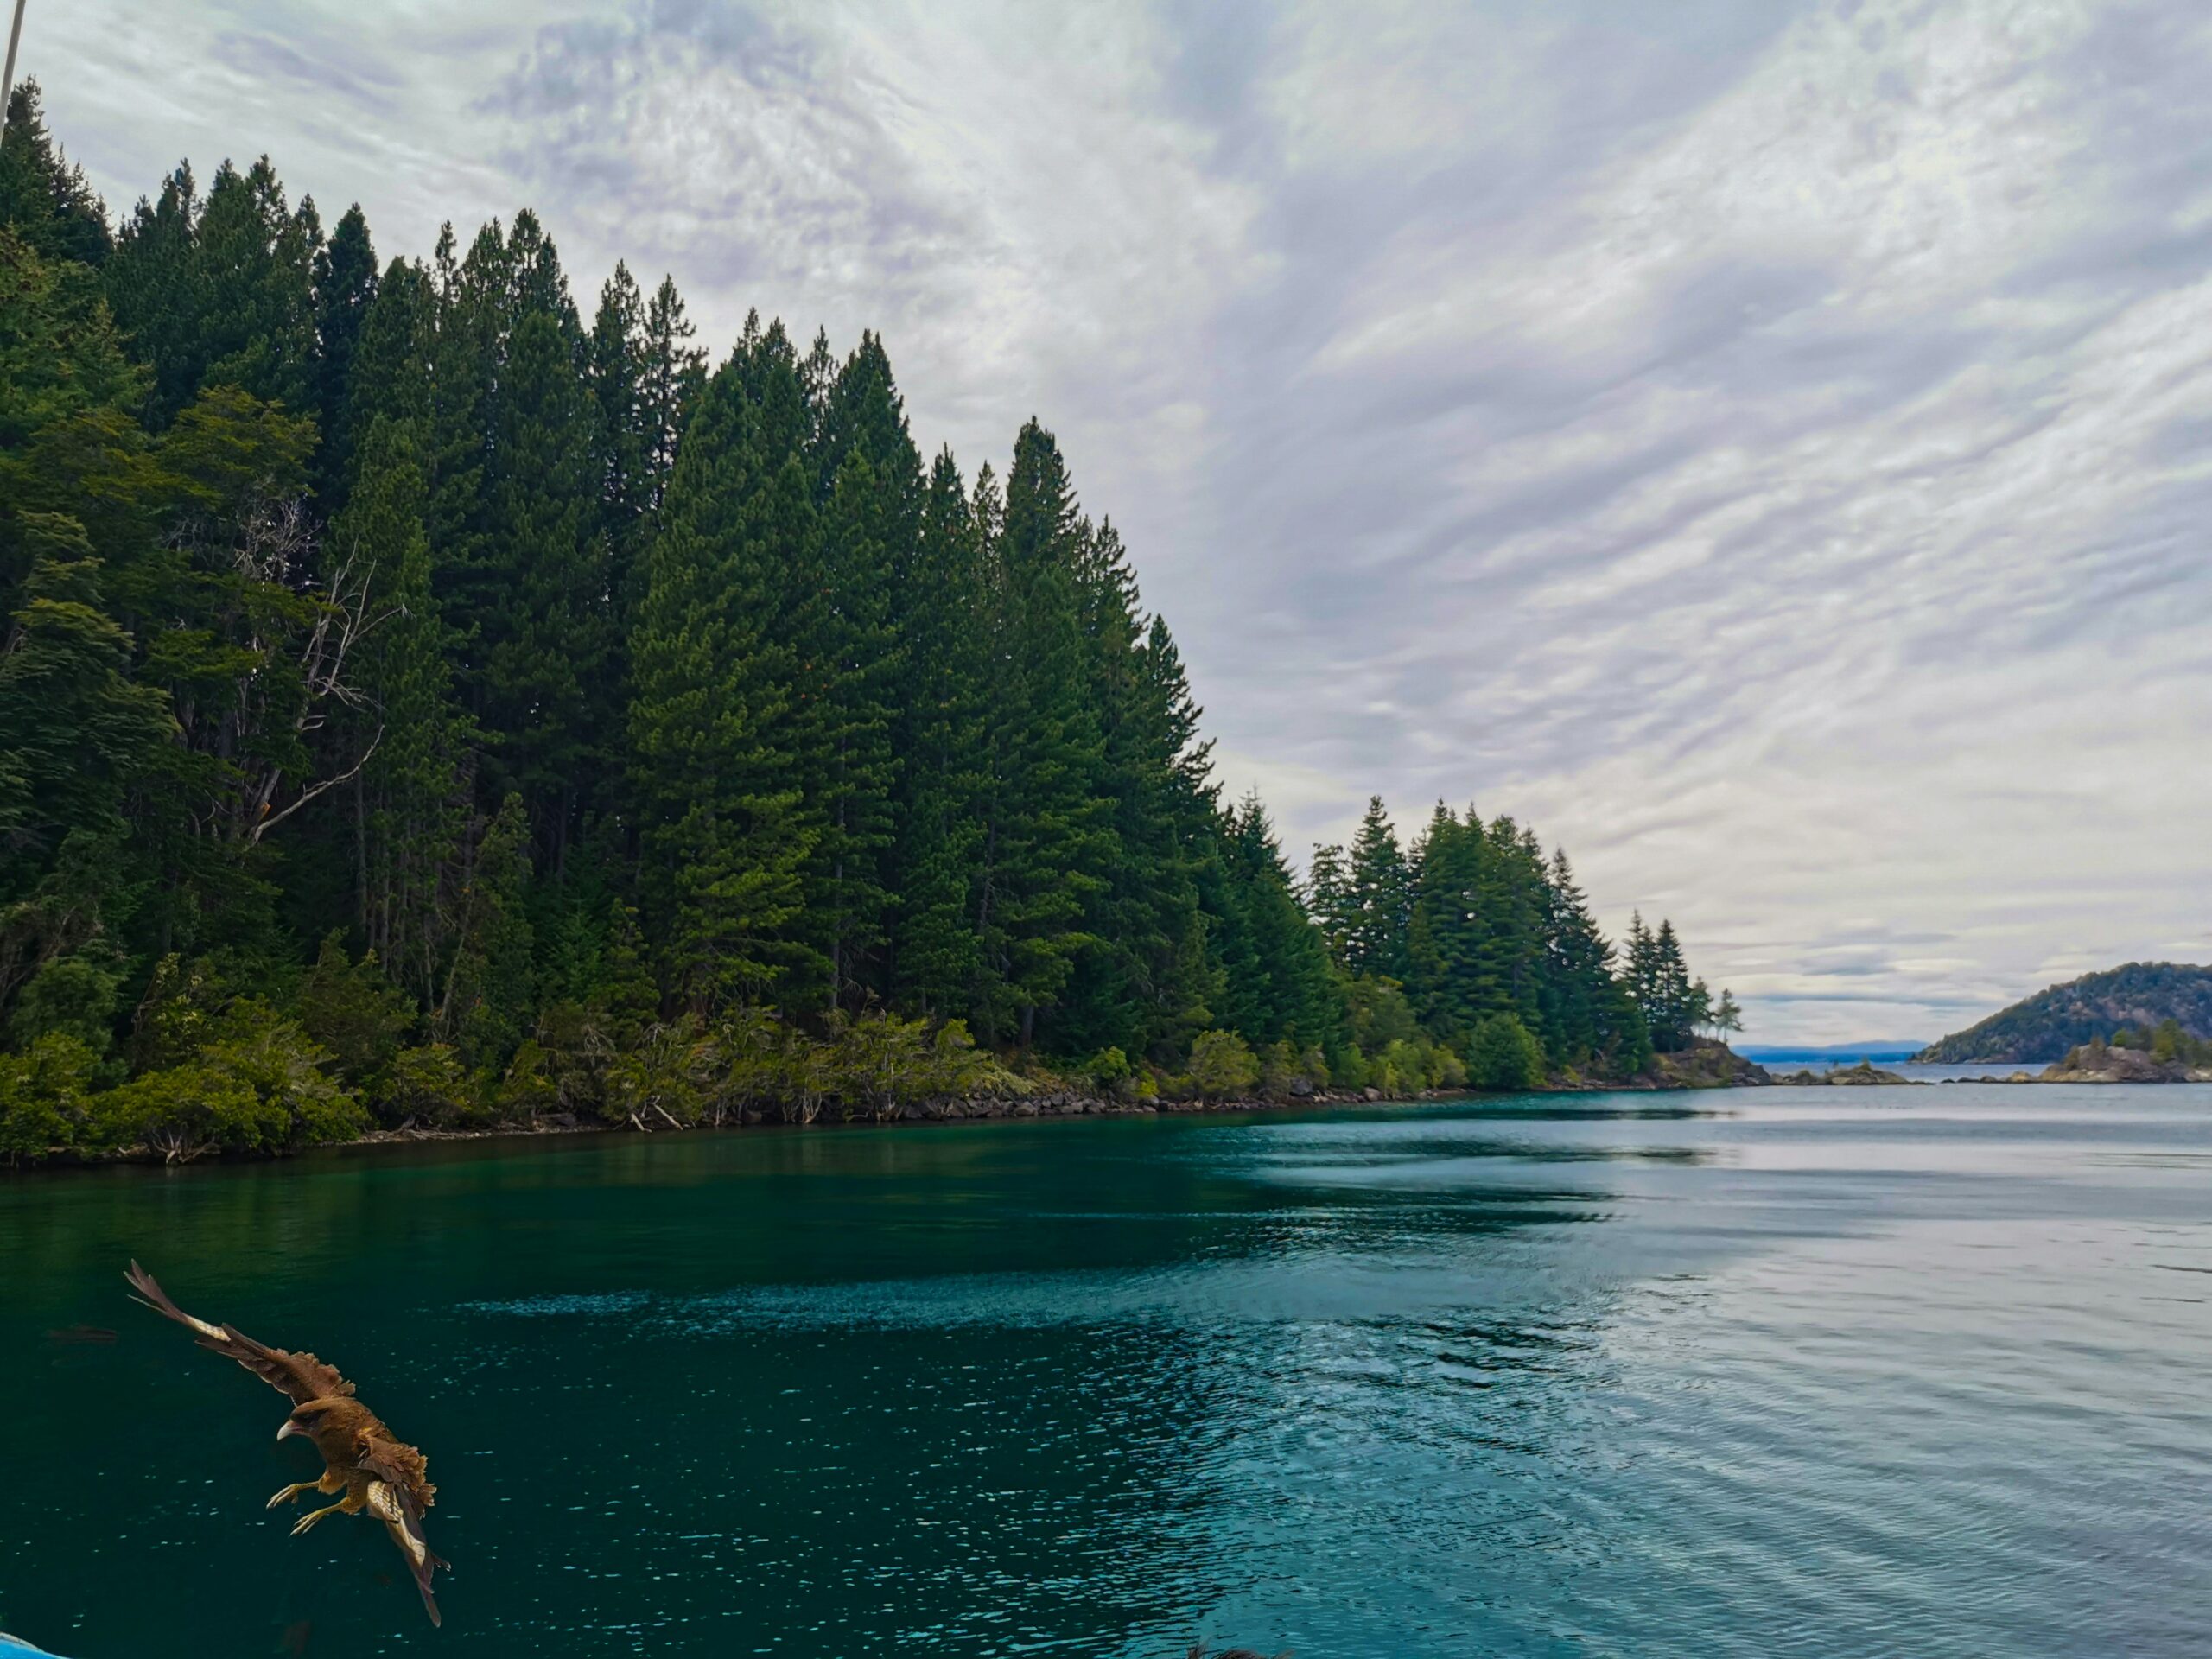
[277,1421,301,1442]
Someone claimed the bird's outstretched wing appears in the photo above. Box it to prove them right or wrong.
[124,1262,354,1405]
[361,1439,445,1628]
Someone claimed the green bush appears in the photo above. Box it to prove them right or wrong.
[378,1043,475,1126]
[1378,1037,1431,1094]
[1300,1045,1333,1090]
[496,1039,564,1122]
[101,1008,368,1162]
[1333,1045,1370,1091]
[702,1005,782,1125]
[926,1019,1021,1097]
[7,944,125,1058]
[127,954,229,1071]
[606,1017,710,1128]
[1430,1046,1469,1089]
[1466,1014,1545,1091]
[99,1062,284,1165]
[0,1033,102,1163]
[296,934,416,1086]
[1081,1046,1133,1096]
[1184,1029,1261,1099]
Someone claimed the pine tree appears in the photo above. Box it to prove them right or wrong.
[1057,520,1214,1058]
[588,262,651,549]
[1212,795,1342,1052]
[309,204,377,507]
[986,420,1113,1049]
[641,278,705,500]
[588,899,658,1048]
[0,93,1752,1147]
[1345,796,1413,982]
[440,793,534,1073]
[628,353,815,1013]
[190,157,320,416]
[888,448,988,1019]
[343,415,473,1007]
[800,448,901,1009]
[1538,847,1631,1070]
[0,513,175,861]
[439,213,606,855]
[0,82,111,267]
[103,162,201,425]
[337,259,435,481]
[1307,841,1355,966]
[793,334,918,1009]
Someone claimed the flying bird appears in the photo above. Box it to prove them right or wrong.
[124,1262,447,1626]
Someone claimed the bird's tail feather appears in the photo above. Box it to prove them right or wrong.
[124,1262,236,1347]
[384,1521,443,1627]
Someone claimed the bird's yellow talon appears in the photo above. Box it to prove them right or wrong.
[291,1502,347,1536]
[267,1483,311,1510]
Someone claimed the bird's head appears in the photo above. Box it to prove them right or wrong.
[278,1402,335,1443]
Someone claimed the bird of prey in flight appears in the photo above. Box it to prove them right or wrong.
[124,1262,448,1626]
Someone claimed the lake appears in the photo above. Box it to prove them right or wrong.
[3,1084,2209,1657]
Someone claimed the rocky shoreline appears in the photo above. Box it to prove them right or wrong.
[22,1041,2208,1173]
[1943,1044,2212,1085]
[9,1048,1792,1172]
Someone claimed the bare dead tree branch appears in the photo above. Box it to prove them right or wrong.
[251,726,384,845]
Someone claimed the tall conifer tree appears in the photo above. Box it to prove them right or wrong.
[310,204,377,507]
[988,420,1112,1048]
[628,353,815,1012]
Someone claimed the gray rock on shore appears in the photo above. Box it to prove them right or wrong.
[2037,1044,2212,1084]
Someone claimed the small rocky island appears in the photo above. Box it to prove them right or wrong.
[1763,1058,1916,1087]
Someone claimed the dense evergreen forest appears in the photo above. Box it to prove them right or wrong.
[0,90,1732,1162]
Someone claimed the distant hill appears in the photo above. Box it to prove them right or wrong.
[1915,963,2212,1064]
[1738,1042,1925,1062]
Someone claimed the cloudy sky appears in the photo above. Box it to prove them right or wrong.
[29,0,2212,1044]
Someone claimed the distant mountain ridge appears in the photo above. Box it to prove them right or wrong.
[1915,963,2212,1064]
[1737,1042,1925,1061]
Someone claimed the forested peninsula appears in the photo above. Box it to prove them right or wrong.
[0,90,1740,1166]
[1915,963,2212,1065]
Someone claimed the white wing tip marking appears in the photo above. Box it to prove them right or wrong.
[368,1481,428,1564]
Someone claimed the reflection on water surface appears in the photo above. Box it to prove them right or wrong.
[3,1086,2209,1657]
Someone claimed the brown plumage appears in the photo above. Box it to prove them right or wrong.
[124,1262,448,1627]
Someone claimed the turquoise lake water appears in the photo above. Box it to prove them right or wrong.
[2,1084,2209,1657]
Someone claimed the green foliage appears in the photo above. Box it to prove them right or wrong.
[103,1007,366,1163]
[0,83,111,268]
[1081,1046,1134,1096]
[607,1018,711,1128]
[2104,1019,2211,1068]
[378,1043,474,1126]
[628,340,815,1011]
[1624,915,1705,1054]
[1466,1013,1546,1092]
[0,110,1725,1163]
[1917,963,2212,1065]
[0,1033,101,1162]
[8,942,126,1057]
[441,795,535,1072]
[296,933,415,1086]
[1182,1029,1261,1100]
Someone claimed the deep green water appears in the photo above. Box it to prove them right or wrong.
[3,1086,2210,1658]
